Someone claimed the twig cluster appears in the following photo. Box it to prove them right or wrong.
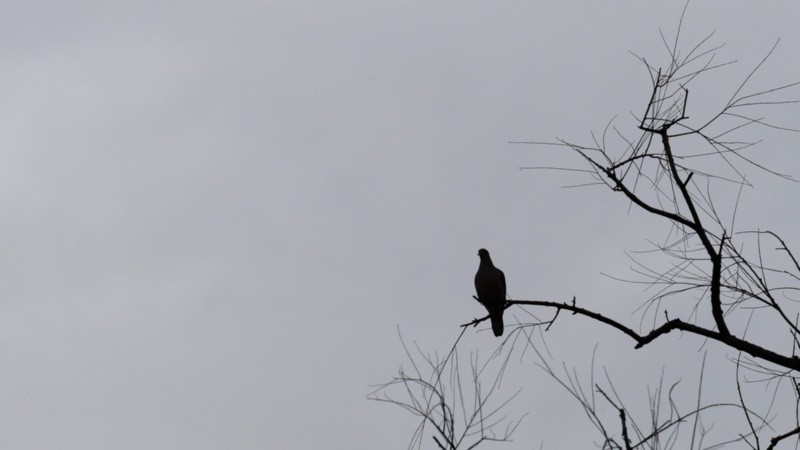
[368,328,525,449]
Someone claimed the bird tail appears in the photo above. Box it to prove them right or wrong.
[491,313,504,337]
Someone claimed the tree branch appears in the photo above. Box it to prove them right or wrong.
[462,299,800,372]
[658,129,730,336]
[767,426,800,450]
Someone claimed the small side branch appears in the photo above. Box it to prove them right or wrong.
[597,385,633,450]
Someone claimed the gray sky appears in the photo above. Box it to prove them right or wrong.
[2,2,800,449]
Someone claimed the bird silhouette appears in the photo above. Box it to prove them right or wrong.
[474,248,506,337]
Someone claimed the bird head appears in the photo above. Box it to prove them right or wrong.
[477,248,490,259]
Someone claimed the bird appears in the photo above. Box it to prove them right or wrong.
[474,248,506,337]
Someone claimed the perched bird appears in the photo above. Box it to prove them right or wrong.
[474,248,506,337]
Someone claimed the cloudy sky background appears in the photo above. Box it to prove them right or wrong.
[1,1,800,448]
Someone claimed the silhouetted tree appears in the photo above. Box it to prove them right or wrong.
[376,5,800,449]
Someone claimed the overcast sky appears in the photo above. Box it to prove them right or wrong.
[2,2,800,449]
